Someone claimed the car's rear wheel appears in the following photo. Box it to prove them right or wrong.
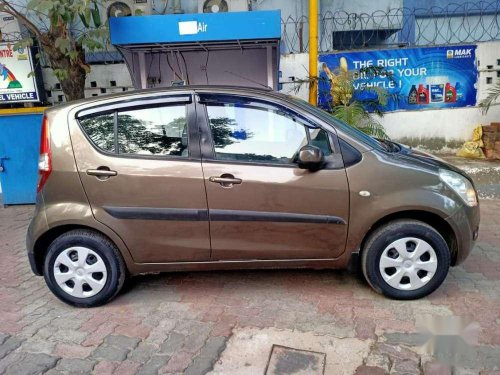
[44,229,126,307]
[361,220,451,300]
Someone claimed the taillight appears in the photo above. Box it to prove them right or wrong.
[37,115,51,193]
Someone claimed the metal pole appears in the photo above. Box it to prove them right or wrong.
[308,0,318,105]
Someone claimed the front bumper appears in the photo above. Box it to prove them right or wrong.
[445,203,480,265]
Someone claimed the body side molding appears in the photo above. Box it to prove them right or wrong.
[104,206,346,225]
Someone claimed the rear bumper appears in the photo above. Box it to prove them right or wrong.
[446,203,480,265]
[26,193,48,276]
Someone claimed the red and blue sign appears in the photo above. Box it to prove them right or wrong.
[0,43,40,103]
[319,45,478,112]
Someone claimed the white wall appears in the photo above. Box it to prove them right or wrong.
[279,42,500,151]
[279,53,310,100]
[379,106,500,149]
[319,0,402,15]
[42,63,133,104]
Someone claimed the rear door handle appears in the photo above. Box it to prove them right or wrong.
[87,168,117,178]
[209,174,242,188]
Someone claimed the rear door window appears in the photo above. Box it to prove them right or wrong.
[117,105,188,156]
[79,113,115,153]
[78,102,189,157]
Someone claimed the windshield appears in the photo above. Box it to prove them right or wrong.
[287,96,387,151]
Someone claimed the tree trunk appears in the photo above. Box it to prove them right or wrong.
[39,34,87,101]
[59,63,86,101]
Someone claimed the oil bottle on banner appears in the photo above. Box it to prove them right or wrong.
[408,84,430,104]
[408,81,461,104]
[417,84,429,104]
[445,82,457,103]
[408,85,418,104]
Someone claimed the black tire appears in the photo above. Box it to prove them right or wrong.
[43,229,126,307]
[361,219,450,300]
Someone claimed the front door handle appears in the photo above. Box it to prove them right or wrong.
[209,174,242,188]
[87,168,117,179]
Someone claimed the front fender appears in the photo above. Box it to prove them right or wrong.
[344,151,462,253]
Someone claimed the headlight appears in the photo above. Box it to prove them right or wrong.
[439,169,478,207]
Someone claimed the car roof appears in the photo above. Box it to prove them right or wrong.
[47,85,283,113]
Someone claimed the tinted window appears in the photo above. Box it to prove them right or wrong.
[79,104,189,157]
[117,105,188,156]
[206,103,309,164]
[308,128,332,156]
[79,113,115,153]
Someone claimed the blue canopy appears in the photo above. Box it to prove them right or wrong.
[110,10,281,46]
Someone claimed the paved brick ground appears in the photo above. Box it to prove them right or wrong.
[0,200,499,374]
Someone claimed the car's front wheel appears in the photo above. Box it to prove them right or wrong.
[361,220,451,300]
[44,229,126,307]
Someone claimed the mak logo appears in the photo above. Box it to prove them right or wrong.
[178,21,208,36]
[447,48,473,59]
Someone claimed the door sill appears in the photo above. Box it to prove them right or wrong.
[129,257,346,275]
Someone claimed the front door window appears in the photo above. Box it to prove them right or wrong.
[205,101,332,164]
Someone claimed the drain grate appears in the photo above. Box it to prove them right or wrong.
[265,345,326,375]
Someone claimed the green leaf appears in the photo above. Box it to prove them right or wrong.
[53,68,69,81]
[91,3,101,28]
[32,0,54,13]
[67,50,79,60]
[26,0,40,10]
[50,11,59,25]
[61,11,70,23]
[13,37,34,49]
[79,12,90,28]
[55,37,71,53]
[79,35,104,51]
[479,78,500,114]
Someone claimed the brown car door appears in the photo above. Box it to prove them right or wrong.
[197,93,350,260]
[69,94,211,263]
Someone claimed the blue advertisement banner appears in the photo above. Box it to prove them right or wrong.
[318,45,478,112]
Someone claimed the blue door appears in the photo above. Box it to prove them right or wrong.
[0,112,43,205]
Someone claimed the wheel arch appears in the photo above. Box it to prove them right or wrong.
[359,210,458,266]
[32,224,129,275]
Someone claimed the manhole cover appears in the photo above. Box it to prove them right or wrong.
[265,345,326,375]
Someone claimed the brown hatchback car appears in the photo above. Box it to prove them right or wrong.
[27,86,480,307]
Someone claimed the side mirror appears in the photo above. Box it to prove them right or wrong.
[297,145,325,171]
